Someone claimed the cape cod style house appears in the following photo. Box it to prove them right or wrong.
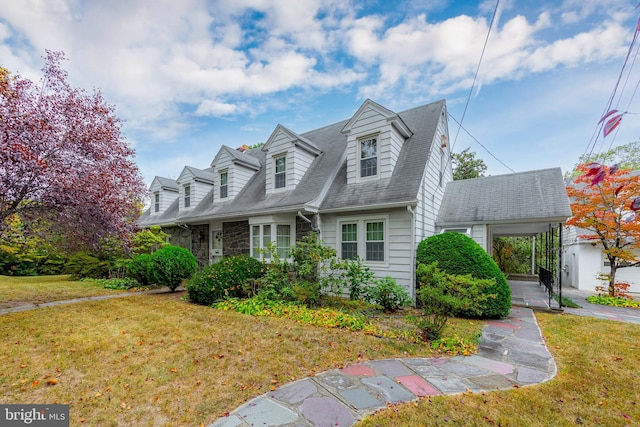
[139,99,572,298]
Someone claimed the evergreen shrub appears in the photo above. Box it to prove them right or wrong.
[416,232,511,318]
[151,245,198,291]
[187,255,264,305]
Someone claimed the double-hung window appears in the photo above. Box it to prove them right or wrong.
[184,184,191,208]
[338,217,386,263]
[341,223,358,260]
[154,192,160,213]
[251,223,292,260]
[360,137,377,178]
[274,155,286,189]
[220,171,228,199]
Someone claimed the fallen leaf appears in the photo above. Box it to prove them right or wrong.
[120,402,127,409]
[169,368,177,373]
[95,392,102,397]
[46,378,58,386]
[31,380,39,387]
[134,341,143,346]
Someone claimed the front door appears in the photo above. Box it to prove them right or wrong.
[210,229,223,264]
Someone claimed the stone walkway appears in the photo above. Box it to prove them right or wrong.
[209,306,556,427]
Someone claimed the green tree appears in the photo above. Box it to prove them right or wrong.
[565,141,640,179]
[452,147,487,180]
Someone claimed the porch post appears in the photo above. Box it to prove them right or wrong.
[558,223,563,308]
[531,236,536,275]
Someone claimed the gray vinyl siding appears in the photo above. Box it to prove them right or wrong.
[471,224,487,249]
[414,111,451,246]
[265,131,317,194]
[213,153,257,201]
[346,107,386,183]
[149,184,178,215]
[178,170,214,210]
[321,208,414,297]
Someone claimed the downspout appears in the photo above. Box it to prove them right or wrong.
[407,205,416,302]
[297,211,320,233]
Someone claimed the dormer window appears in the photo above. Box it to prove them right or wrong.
[184,184,191,208]
[275,155,287,189]
[154,192,160,213]
[360,137,378,178]
[220,171,228,199]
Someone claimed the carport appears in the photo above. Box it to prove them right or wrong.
[435,167,573,308]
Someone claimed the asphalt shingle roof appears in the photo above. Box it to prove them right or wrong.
[436,167,572,225]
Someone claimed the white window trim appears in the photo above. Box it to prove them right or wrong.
[357,134,380,182]
[153,192,160,213]
[273,153,287,191]
[219,169,228,199]
[184,184,191,208]
[250,220,295,262]
[337,214,389,266]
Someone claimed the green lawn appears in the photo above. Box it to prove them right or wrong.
[358,312,640,426]
[0,276,480,426]
[0,275,129,309]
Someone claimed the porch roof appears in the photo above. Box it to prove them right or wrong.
[436,167,572,235]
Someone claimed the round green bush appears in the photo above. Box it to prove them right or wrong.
[151,246,198,291]
[187,255,265,305]
[126,253,153,286]
[416,232,511,319]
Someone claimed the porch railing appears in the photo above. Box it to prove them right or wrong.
[538,266,553,308]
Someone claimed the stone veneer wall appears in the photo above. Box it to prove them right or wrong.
[296,215,314,241]
[163,224,209,268]
[223,221,250,257]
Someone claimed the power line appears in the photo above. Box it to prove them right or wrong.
[448,113,515,173]
[450,0,500,153]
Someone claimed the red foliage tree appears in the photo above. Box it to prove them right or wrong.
[566,163,640,296]
[0,51,146,252]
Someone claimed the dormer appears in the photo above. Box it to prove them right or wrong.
[341,99,413,184]
[149,176,179,216]
[176,166,215,210]
[261,124,322,194]
[210,145,261,202]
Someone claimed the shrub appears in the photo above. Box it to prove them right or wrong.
[151,246,198,291]
[82,277,140,290]
[64,252,110,279]
[365,276,411,312]
[416,232,511,319]
[126,254,154,286]
[187,255,264,305]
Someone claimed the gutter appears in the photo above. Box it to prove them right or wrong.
[320,200,418,215]
[407,205,416,301]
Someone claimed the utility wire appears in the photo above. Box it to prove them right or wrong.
[450,0,499,152]
[448,113,515,173]
[585,17,640,158]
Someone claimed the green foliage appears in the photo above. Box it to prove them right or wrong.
[151,245,198,291]
[251,235,352,306]
[64,252,111,279]
[452,147,487,181]
[565,140,640,179]
[82,277,140,290]
[553,294,581,308]
[126,253,154,286]
[365,276,411,312]
[215,297,368,330]
[338,256,375,300]
[187,255,264,305]
[492,236,532,274]
[586,295,640,308]
[417,232,511,318]
[132,226,168,254]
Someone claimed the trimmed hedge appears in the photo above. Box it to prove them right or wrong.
[187,255,265,305]
[126,253,154,286]
[416,232,511,319]
[151,246,198,291]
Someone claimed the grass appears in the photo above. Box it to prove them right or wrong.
[553,293,581,308]
[0,275,130,309]
[357,313,640,426]
[0,276,483,426]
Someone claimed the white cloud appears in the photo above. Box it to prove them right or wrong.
[195,100,239,116]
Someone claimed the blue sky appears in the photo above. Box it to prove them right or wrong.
[1,0,640,186]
